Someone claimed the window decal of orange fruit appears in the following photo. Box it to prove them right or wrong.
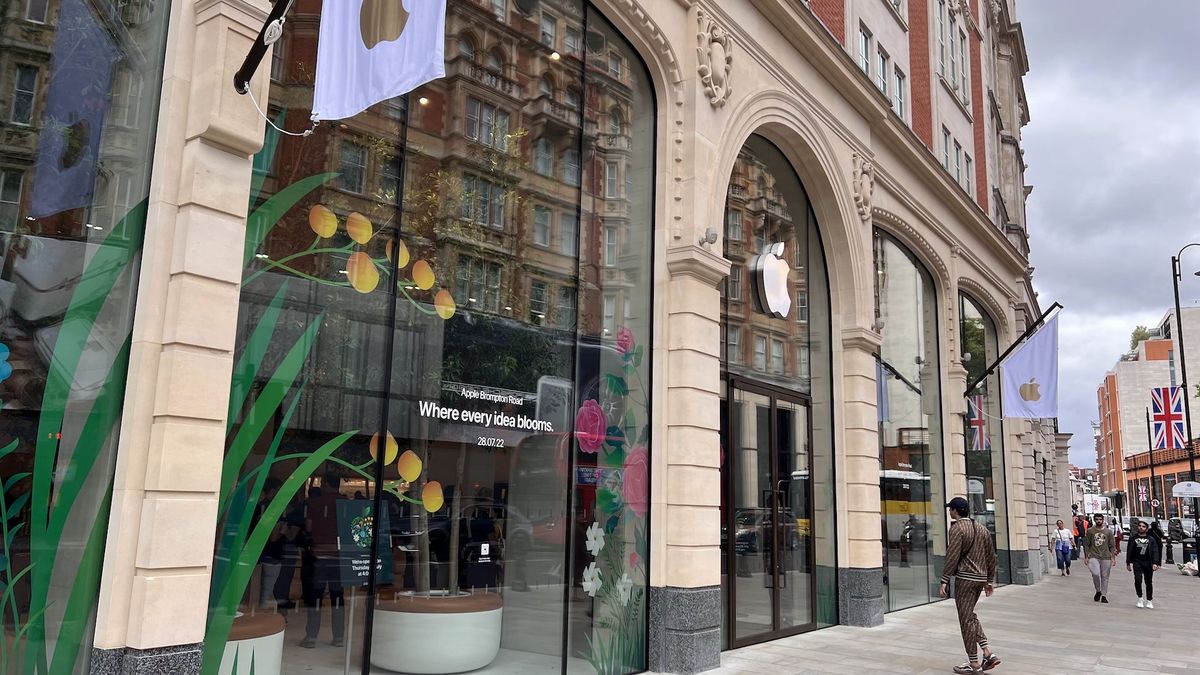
[346,251,379,293]
[434,289,456,319]
[309,204,337,238]
[411,260,435,290]
[422,481,444,512]
[397,449,422,482]
[346,211,373,244]
[369,431,398,465]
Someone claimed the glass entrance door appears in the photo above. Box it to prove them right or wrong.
[722,382,815,648]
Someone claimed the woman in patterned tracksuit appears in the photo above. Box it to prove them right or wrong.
[939,497,1001,675]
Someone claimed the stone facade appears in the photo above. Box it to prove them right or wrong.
[29,0,1064,672]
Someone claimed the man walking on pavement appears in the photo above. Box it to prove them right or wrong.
[1083,512,1116,603]
[1072,505,1088,560]
[1126,519,1161,608]
[939,497,1001,674]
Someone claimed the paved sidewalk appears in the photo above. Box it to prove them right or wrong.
[710,558,1200,674]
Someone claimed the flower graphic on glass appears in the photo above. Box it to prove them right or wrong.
[623,445,649,517]
[575,399,607,453]
[582,562,603,597]
[585,521,606,556]
[350,512,374,548]
[0,342,11,409]
[616,573,633,606]
[615,326,634,355]
[254,201,459,318]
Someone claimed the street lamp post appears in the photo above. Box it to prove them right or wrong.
[1171,243,1200,535]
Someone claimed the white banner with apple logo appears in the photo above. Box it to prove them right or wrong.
[1000,313,1059,418]
[312,0,446,121]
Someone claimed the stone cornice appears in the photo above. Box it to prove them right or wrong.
[195,0,269,34]
[665,244,731,287]
[841,326,882,353]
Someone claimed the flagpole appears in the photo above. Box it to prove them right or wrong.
[1146,408,1158,519]
[965,301,1062,396]
[1171,247,1199,535]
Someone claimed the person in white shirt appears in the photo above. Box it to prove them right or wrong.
[1052,519,1074,576]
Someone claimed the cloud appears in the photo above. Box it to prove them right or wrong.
[1021,1,1200,466]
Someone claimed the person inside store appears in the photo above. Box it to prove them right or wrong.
[302,473,345,648]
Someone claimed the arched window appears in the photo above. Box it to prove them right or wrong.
[719,134,837,636]
[457,35,476,60]
[486,49,504,72]
[608,107,623,135]
[561,148,579,185]
[875,230,946,613]
[960,292,1010,584]
[534,137,553,176]
[539,75,554,97]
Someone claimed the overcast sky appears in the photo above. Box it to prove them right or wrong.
[1021,2,1200,466]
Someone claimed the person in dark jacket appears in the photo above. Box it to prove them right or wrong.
[1149,519,1168,566]
[1125,519,1162,609]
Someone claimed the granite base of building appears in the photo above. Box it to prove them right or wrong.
[838,567,884,627]
[1011,549,1035,585]
[90,643,202,675]
[1029,547,1046,582]
[648,585,721,674]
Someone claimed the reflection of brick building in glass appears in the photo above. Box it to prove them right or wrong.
[722,150,814,391]
[256,0,638,342]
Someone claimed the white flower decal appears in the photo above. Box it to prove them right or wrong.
[582,562,603,597]
[585,521,606,556]
[616,573,633,605]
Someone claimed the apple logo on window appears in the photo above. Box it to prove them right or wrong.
[750,242,791,320]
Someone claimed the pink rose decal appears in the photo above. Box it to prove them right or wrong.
[575,399,607,454]
[629,551,640,569]
[615,326,635,355]
[622,445,649,517]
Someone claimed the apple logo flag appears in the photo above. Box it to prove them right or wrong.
[28,0,119,218]
[312,0,446,121]
[1000,313,1059,418]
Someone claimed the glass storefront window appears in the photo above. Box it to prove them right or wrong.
[875,231,946,612]
[202,3,653,674]
[959,293,1010,584]
[718,136,836,648]
[0,0,170,669]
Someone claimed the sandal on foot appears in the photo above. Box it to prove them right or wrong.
[953,664,983,675]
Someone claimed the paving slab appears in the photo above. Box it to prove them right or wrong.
[690,562,1200,674]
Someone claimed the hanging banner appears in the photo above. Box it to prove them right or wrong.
[312,0,447,121]
[1001,314,1059,418]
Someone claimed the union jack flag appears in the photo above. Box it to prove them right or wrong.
[966,394,990,452]
[1151,386,1186,450]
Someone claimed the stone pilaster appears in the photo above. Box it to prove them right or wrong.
[648,244,729,675]
[838,327,885,627]
[1006,419,1033,584]
[91,0,269,667]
